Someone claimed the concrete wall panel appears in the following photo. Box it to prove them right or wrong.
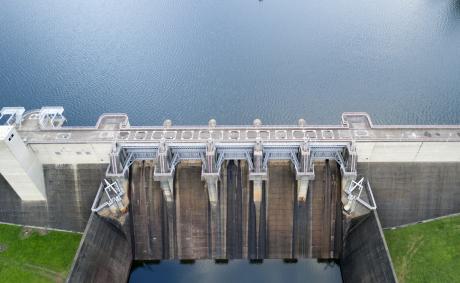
[0,163,107,232]
[67,213,132,283]
[357,142,460,162]
[358,162,460,227]
[30,143,111,164]
[341,211,397,283]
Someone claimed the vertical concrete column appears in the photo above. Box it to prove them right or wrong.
[296,143,310,201]
[155,176,175,258]
[164,190,175,259]
[203,140,218,205]
[0,126,46,201]
[204,175,221,258]
[160,179,174,203]
[202,139,224,258]
[293,143,315,258]
[153,140,175,258]
[253,179,263,258]
[296,142,315,202]
[249,140,267,258]
[155,140,174,202]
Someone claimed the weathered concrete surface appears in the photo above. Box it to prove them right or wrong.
[358,162,460,228]
[0,163,106,232]
[356,142,460,163]
[226,160,249,259]
[341,211,397,283]
[175,162,209,259]
[145,164,168,259]
[211,161,226,259]
[130,161,158,260]
[67,213,132,283]
[248,177,267,259]
[130,161,171,260]
[310,160,342,259]
[130,161,151,260]
[127,160,342,260]
[241,161,251,258]
[294,185,310,258]
[266,161,295,258]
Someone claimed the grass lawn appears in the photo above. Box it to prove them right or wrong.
[384,215,460,283]
[0,224,82,283]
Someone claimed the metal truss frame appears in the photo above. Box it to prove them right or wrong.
[344,177,377,212]
[38,107,66,129]
[109,141,357,179]
[215,146,255,174]
[91,179,125,212]
[0,107,25,126]
[262,145,301,172]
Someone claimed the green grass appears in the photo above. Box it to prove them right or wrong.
[0,224,82,283]
[384,215,460,283]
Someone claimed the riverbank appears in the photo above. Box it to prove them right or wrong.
[384,215,460,283]
[0,223,81,283]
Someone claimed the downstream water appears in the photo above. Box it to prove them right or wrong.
[1,0,459,126]
[129,260,342,283]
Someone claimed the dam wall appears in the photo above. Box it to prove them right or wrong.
[1,108,460,282]
[2,109,460,232]
[67,213,132,283]
[0,163,106,232]
[358,162,460,228]
[341,210,397,283]
[129,160,342,260]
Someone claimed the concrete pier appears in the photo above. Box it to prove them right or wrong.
[0,126,46,200]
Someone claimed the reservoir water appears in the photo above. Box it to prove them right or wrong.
[1,0,459,282]
[0,0,459,126]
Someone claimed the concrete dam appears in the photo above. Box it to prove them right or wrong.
[129,159,342,260]
[1,107,460,282]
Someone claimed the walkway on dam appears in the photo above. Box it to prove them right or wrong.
[129,160,342,260]
[9,109,460,144]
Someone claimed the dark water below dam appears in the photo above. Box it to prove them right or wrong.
[129,260,342,283]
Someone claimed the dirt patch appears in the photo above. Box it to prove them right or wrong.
[399,234,424,283]
[20,227,34,239]
[23,263,66,283]
[0,244,7,253]
[20,227,49,239]
[37,228,49,236]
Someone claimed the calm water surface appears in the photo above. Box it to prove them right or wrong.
[129,260,342,283]
[0,0,459,126]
